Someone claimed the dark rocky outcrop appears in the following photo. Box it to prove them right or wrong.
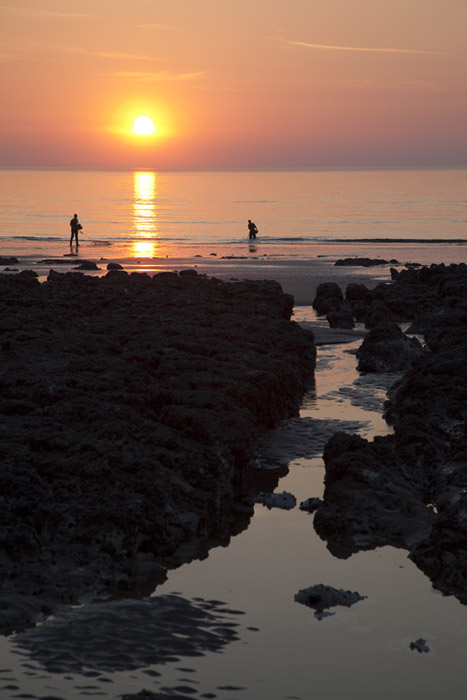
[356,322,424,372]
[314,263,467,603]
[343,265,450,328]
[0,270,315,633]
[312,282,343,315]
[326,300,355,329]
[76,260,100,270]
[294,584,366,619]
[335,257,398,267]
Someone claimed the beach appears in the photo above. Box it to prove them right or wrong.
[2,0,467,690]
[2,239,467,699]
[2,241,460,305]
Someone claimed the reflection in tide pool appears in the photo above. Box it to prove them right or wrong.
[133,172,159,257]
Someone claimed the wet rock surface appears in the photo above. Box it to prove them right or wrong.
[335,257,399,267]
[356,322,424,372]
[294,584,367,620]
[0,270,316,633]
[314,263,467,602]
[254,490,297,510]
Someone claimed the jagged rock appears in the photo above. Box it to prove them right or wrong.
[364,299,394,328]
[346,282,373,304]
[335,257,396,267]
[312,282,344,315]
[76,260,100,270]
[255,491,297,510]
[294,584,366,619]
[299,497,322,513]
[345,283,373,321]
[410,638,430,653]
[17,269,38,279]
[326,300,354,329]
[315,263,467,604]
[313,431,434,554]
[356,322,424,372]
[0,271,315,632]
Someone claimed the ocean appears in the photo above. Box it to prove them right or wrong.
[1,167,467,262]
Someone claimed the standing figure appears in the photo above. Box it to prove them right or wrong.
[70,213,81,246]
[247,219,258,240]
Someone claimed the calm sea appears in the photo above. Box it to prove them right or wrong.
[1,168,466,260]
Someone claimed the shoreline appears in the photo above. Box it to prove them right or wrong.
[0,249,414,306]
[2,238,467,306]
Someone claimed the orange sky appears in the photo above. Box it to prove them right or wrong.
[1,0,466,169]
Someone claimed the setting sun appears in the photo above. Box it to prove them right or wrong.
[133,116,156,136]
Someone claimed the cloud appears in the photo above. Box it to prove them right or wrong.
[108,70,207,82]
[135,23,182,31]
[0,41,162,63]
[271,37,442,55]
[78,50,159,62]
[0,5,93,19]
[336,78,450,91]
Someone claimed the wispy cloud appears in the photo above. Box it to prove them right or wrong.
[0,41,162,63]
[0,5,93,19]
[336,79,457,92]
[135,23,182,31]
[76,49,159,62]
[109,70,207,82]
[271,37,443,55]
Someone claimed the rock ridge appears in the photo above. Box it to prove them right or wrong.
[313,263,467,602]
[0,270,316,632]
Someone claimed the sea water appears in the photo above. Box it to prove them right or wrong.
[1,168,467,261]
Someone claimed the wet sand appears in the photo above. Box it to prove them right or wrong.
[2,249,393,305]
[4,237,467,306]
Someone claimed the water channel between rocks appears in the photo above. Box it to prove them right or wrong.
[2,306,467,700]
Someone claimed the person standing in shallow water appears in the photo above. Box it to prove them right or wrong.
[70,213,81,246]
[247,219,258,240]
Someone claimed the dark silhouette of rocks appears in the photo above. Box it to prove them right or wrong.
[0,270,315,633]
[335,257,399,267]
[294,584,366,619]
[76,260,100,270]
[299,497,322,513]
[356,322,424,372]
[326,300,355,329]
[312,282,343,315]
[410,638,430,653]
[314,263,467,603]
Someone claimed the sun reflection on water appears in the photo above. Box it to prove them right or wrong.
[133,171,158,257]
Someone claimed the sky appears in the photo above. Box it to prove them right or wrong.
[1,0,467,169]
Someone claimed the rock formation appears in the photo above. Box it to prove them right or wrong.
[314,263,467,603]
[0,270,316,632]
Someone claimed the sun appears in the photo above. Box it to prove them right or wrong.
[133,115,156,136]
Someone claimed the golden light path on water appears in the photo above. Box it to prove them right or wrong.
[132,171,158,257]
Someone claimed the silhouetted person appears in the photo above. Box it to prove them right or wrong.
[247,219,258,240]
[70,214,81,246]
